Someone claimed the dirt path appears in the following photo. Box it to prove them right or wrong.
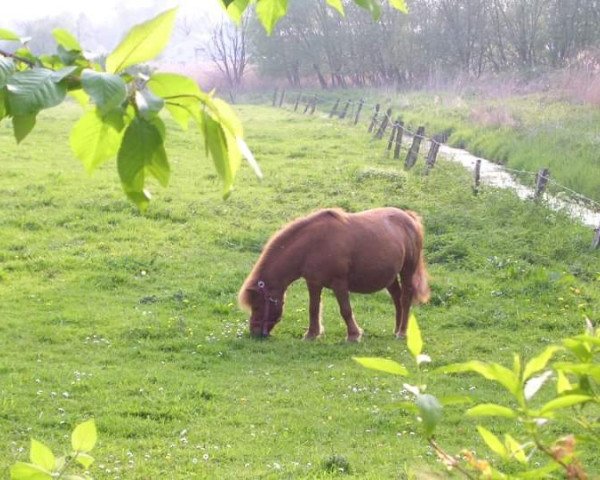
[439,145,600,229]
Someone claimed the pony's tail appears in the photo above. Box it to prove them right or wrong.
[406,211,430,305]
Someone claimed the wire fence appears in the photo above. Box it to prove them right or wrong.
[270,88,600,249]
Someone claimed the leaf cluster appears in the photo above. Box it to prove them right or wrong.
[1,9,258,209]
[10,419,97,480]
[218,0,408,34]
[353,316,600,478]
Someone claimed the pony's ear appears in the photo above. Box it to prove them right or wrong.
[238,284,259,311]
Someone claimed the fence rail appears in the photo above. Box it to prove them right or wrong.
[269,89,600,249]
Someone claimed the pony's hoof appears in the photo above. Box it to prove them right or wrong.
[346,329,363,342]
[303,329,324,340]
[395,332,406,340]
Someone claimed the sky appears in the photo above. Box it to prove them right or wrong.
[2,0,223,25]
[1,0,227,60]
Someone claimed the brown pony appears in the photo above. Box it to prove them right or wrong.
[238,207,430,341]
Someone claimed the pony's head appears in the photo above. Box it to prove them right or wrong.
[239,280,285,337]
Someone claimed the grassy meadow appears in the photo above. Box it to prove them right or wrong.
[1,103,600,478]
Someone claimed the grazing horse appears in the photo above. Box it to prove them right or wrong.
[238,207,430,341]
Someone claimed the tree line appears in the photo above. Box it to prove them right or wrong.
[244,0,600,89]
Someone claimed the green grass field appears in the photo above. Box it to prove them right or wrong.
[252,89,600,204]
[1,103,599,478]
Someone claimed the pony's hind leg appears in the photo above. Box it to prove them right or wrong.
[397,270,415,338]
[331,280,363,342]
[387,277,404,338]
[304,282,324,340]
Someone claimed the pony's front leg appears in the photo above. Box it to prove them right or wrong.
[304,282,324,340]
[387,278,404,338]
[332,280,363,342]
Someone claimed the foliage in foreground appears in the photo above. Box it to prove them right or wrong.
[1,0,409,210]
[356,316,600,478]
[10,420,97,480]
[0,9,259,210]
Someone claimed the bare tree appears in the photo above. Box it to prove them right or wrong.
[205,15,251,94]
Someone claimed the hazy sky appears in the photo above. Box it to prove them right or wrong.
[2,0,223,26]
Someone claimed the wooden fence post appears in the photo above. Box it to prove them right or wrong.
[329,98,340,118]
[473,159,482,193]
[310,95,317,114]
[339,100,351,119]
[534,168,550,199]
[375,108,392,139]
[303,96,311,114]
[354,99,364,125]
[368,104,380,133]
[387,124,397,153]
[424,140,441,175]
[278,89,285,108]
[272,87,278,107]
[404,126,425,169]
[393,121,404,160]
[593,223,600,249]
[294,93,301,112]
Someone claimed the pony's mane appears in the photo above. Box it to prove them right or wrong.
[238,209,347,310]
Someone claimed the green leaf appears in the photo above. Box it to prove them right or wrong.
[0,90,6,121]
[326,0,345,15]
[352,357,409,376]
[554,362,600,382]
[12,114,36,144]
[437,395,473,406]
[30,440,55,471]
[51,67,77,83]
[117,116,170,209]
[74,452,94,469]
[563,338,592,362]
[353,0,382,21]
[6,68,67,115]
[415,394,442,438]
[81,69,127,114]
[200,112,239,198]
[539,394,592,415]
[70,109,125,172]
[224,0,252,23]
[106,8,178,73]
[0,57,16,88]
[388,0,408,13]
[556,370,572,394]
[0,28,20,41]
[147,72,202,130]
[504,434,527,464]
[435,361,519,397]
[71,419,97,453]
[406,314,422,360]
[513,353,521,378]
[466,404,517,418]
[52,29,82,52]
[523,346,562,380]
[477,426,507,459]
[9,462,52,480]
[135,88,164,119]
[68,89,90,107]
[256,0,289,35]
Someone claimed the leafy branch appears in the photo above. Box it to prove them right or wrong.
[1,8,260,210]
[353,315,599,478]
[10,419,97,480]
